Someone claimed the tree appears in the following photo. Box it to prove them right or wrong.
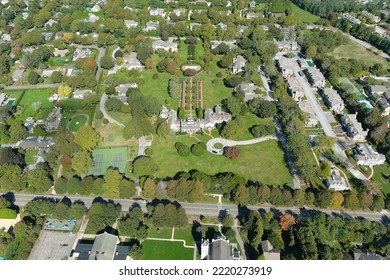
[74,126,101,151]
[175,142,190,156]
[27,71,41,85]
[105,86,115,95]
[371,195,385,211]
[249,98,277,118]
[133,157,159,176]
[221,121,240,139]
[103,169,122,198]
[232,184,249,206]
[314,135,335,152]
[279,213,296,231]
[320,161,332,179]
[58,85,72,98]
[105,98,123,111]
[156,121,170,138]
[100,55,115,70]
[25,165,53,193]
[54,177,68,194]
[66,177,81,195]
[8,124,27,143]
[191,142,206,156]
[330,192,344,208]
[129,244,144,260]
[51,71,63,83]
[71,150,92,177]
[223,146,241,160]
[142,178,157,200]
[344,193,359,210]
[156,59,168,72]
[219,52,234,68]
[224,97,241,116]
[359,191,373,209]
[306,45,317,58]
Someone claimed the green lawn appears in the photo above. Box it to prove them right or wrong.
[24,149,38,165]
[338,77,364,97]
[68,114,88,132]
[147,226,173,239]
[372,164,390,194]
[233,114,274,141]
[173,226,195,246]
[4,90,24,105]
[290,2,320,24]
[142,240,193,260]
[331,40,390,69]
[152,134,293,186]
[17,89,54,120]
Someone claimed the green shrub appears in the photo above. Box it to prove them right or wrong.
[102,118,109,124]
[95,111,104,119]
[191,142,206,156]
[0,208,17,219]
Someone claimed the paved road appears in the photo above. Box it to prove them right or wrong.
[72,44,105,80]
[289,56,367,180]
[206,136,277,155]
[4,193,389,223]
[99,93,125,126]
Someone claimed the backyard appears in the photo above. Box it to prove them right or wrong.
[68,114,88,132]
[17,88,54,120]
[142,240,193,260]
[372,164,390,194]
[151,133,293,186]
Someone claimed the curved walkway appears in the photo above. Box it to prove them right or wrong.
[99,93,125,126]
[206,135,278,155]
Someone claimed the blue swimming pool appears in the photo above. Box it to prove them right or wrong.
[7,99,14,105]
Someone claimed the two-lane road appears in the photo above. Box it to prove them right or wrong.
[2,193,389,223]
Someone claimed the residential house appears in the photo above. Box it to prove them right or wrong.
[124,20,138,29]
[73,48,92,61]
[353,250,387,260]
[353,144,386,166]
[42,107,62,131]
[189,23,202,31]
[72,232,131,260]
[91,4,101,12]
[0,93,9,106]
[237,82,262,101]
[305,67,326,88]
[201,237,240,260]
[149,7,166,18]
[368,85,390,96]
[152,39,178,52]
[340,113,368,142]
[321,88,345,114]
[298,100,319,127]
[53,48,69,57]
[231,55,246,75]
[277,56,294,78]
[210,40,237,50]
[246,12,259,19]
[274,40,298,51]
[161,105,231,133]
[48,94,61,102]
[377,96,390,116]
[12,69,24,82]
[268,12,285,18]
[287,76,304,102]
[326,167,349,191]
[214,22,227,30]
[87,13,99,23]
[115,83,138,104]
[143,21,159,32]
[1,34,11,42]
[261,240,280,260]
[45,19,58,28]
[42,69,57,78]
[122,52,144,70]
[249,1,256,9]
[342,13,361,25]
[362,11,381,23]
[66,66,75,76]
[172,8,186,16]
[17,137,54,150]
[73,89,94,99]
[42,32,53,41]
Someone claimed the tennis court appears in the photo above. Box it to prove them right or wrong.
[339,77,363,96]
[89,146,128,175]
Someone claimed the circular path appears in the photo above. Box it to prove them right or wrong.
[206,135,278,155]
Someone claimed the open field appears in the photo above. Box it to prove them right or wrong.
[372,164,390,194]
[17,88,54,120]
[290,2,320,24]
[234,114,274,141]
[152,134,293,186]
[89,146,128,176]
[173,226,195,246]
[142,240,193,260]
[147,226,173,239]
[25,149,38,165]
[331,40,390,69]
[338,77,364,97]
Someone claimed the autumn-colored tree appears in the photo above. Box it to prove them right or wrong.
[279,213,296,231]
[60,154,72,165]
[330,192,344,208]
[82,60,97,71]
[232,184,249,206]
[359,191,373,209]
[223,146,241,160]
[142,178,157,200]
[145,57,153,70]
[166,60,177,75]
[58,85,72,98]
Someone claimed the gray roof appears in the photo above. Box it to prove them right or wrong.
[89,232,119,260]
[18,137,54,149]
[209,239,238,260]
[74,238,131,260]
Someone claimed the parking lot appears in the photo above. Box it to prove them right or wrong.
[28,231,76,260]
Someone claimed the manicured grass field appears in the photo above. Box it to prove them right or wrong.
[173,226,195,246]
[338,77,364,97]
[331,40,390,69]
[142,240,193,260]
[290,2,320,24]
[18,89,54,120]
[152,134,293,186]
[372,164,390,194]
[24,149,38,165]
[147,226,173,239]
[4,90,24,105]
[234,114,274,141]
[89,146,128,175]
[68,114,88,132]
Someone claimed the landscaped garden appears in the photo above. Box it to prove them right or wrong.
[68,114,88,132]
[17,89,54,120]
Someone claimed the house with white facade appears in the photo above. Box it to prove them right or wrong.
[143,21,159,32]
[124,20,139,29]
[201,237,240,260]
[149,7,166,18]
[231,55,246,74]
[321,88,345,114]
[326,167,349,191]
[306,67,326,88]
[340,113,368,142]
[287,76,304,102]
[152,39,178,52]
[277,56,294,78]
[354,144,386,166]
[73,89,94,99]
[122,52,144,70]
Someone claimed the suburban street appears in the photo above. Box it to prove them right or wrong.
[3,193,389,223]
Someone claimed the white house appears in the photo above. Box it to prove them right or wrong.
[287,77,304,102]
[144,21,159,32]
[231,55,246,74]
[73,89,94,99]
[122,52,144,70]
[321,88,345,114]
[340,113,368,142]
[149,7,166,17]
[124,20,138,29]
[306,67,326,88]
[298,100,319,127]
[354,144,386,166]
[152,39,178,52]
[201,237,240,260]
[277,56,294,78]
[73,48,92,61]
[326,167,349,191]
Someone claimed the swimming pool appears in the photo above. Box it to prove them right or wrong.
[7,99,14,105]
[306,60,314,67]
[358,99,373,109]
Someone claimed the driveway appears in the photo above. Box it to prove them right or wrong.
[99,93,125,126]
[206,136,278,155]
